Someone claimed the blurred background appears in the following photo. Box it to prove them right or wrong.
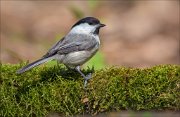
[1,0,180,69]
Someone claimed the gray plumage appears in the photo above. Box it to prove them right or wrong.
[17,34,99,73]
[16,57,54,74]
[44,34,98,57]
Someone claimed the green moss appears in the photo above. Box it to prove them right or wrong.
[0,64,180,116]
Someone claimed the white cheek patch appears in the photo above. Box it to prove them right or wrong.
[69,23,96,34]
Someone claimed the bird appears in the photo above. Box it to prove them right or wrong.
[17,17,106,87]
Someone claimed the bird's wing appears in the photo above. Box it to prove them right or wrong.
[43,34,97,58]
[43,37,65,58]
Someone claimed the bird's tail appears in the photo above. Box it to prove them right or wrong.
[16,56,54,74]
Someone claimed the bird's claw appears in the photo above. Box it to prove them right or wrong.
[84,73,92,88]
[85,73,92,80]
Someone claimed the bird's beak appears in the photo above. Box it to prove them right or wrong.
[99,23,106,27]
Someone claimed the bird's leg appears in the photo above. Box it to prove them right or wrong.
[75,66,92,87]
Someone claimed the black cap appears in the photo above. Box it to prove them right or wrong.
[72,17,102,28]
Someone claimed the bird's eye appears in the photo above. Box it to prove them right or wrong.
[89,22,93,25]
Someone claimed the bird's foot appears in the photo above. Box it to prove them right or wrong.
[84,73,92,88]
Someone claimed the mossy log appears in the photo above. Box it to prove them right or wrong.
[1,64,180,116]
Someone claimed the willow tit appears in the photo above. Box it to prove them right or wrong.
[17,17,105,87]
